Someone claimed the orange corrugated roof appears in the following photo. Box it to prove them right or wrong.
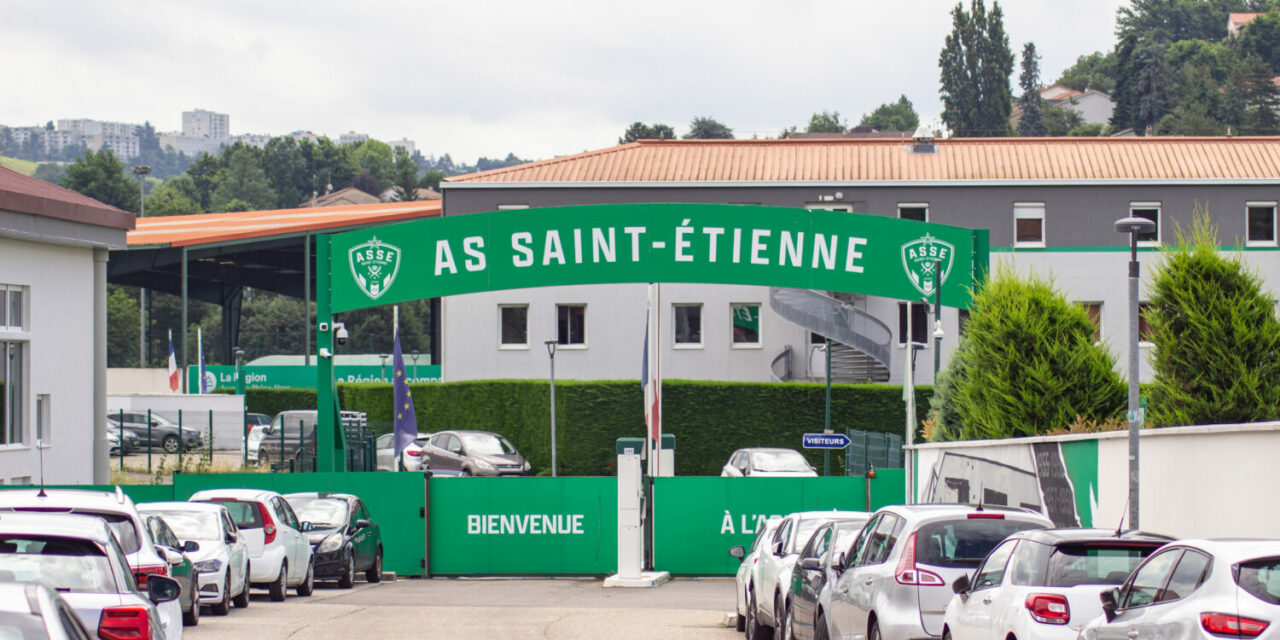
[445,137,1280,184]
[1230,12,1262,23]
[127,200,441,248]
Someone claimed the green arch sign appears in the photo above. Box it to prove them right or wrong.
[313,203,989,470]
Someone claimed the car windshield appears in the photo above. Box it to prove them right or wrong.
[0,610,48,639]
[751,451,810,472]
[202,500,263,530]
[832,522,864,559]
[1237,557,1280,604]
[414,436,431,446]
[144,511,220,541]
[1045,543,1161,586]
[461,434,517,456]
[287,498,349,527]
[0,536,119,594]
[792,519,826,553]
[916,518,1046,568]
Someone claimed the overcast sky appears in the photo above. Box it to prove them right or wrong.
[1,0,1128,165]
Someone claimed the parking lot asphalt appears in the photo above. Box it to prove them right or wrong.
[187,577,739,640]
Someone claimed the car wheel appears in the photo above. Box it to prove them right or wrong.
[815,613,829,640]
[268,563,287,602]
[460,468,471,477]
[747,589,774,640]
[210,573,231,615]
[737,603,746,632]
[232,563,250,608]
[162,434,180,453]
[296,560,314,596]
[869,620,882,640]
[366,549,383,583]
[779,600,793,640]
[942,629,952,640]
[182,588,200,626]
[338,553,355,589]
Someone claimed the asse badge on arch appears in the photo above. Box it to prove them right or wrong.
[901,233,954,298]
[349,237,402,300]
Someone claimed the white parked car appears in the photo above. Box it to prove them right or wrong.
[0,581,97,639]
[138,502,251,616]
[0,512,180,640]
[1081,539,1280,640]
[376,431,432,471]
[188,489,314,601]
[748,511,870,640]
[0,488,186,640]
[722,448,818,477]
[732,517,783,634]
[245,425,267,465]
[942,529,1171,640]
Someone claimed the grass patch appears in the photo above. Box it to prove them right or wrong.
[0,156,37,176]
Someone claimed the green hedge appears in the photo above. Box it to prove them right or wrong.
[244,381,931,476]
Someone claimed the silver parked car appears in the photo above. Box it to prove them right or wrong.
[822,505,1053,640]
[722,448,817,478]
[375,431,431,471]
[1081,539,1280,640]
[420,430,530,476]
[0,581,96,640]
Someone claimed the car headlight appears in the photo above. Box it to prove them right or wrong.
[318,534,344,554]
[194,559,222,573]
[476,460,496,471]
[522,460,530,471]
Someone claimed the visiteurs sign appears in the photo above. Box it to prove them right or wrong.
[329,203,986,313]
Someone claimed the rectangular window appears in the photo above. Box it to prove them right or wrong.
[1078,302,1102,342]
[35,394,48,445]
[1,341,24,445]
[556,304,586,346]
[1130,203,1160,245]
[806,202,852,212]
[0,285,26,331]
[1014,203,1045,247]
[498,305,528,348]
[1247,202,1277,245]
[897,303,929,345]
[673,304,702,347]
[898,203,929,222]
[731,303,761,346]
[1139,302,1153,342]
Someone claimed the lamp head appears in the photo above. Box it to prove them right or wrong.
[1114,216,1156,235]
[544,340,557,356]
[132,165,151,176]
[933,321,945,340]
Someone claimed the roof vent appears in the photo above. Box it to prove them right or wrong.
[911,125,937,154]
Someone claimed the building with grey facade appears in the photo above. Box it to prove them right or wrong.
[437,136,1280,387]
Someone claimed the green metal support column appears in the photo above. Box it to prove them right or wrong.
[315,236,345,472]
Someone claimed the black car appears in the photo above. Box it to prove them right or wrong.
[786,518,872,640]
[283,492,382,588]
[106,411,204,453]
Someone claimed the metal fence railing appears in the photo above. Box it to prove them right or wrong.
[845,428,904,476]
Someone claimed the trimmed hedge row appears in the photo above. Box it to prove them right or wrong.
[244,381,932,476]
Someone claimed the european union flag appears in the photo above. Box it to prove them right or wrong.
[392,329,418,458]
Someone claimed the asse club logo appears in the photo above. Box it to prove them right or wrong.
[349,237,402,300]
[901,233,954,298]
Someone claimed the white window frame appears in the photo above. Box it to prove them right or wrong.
[1013,202,1046,248]
[1130,202,1161,247]
[496,204,529,210]
[672,303,704,349]
[0,339,27,449]
[1246,201,1278,247]
[555,303,587,349]
[805,202,853,212]
[497,304,529,350]
[897,203,930,222]
[0,284,26,331]
[730,303,763,349]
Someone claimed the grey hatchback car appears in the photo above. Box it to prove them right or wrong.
[420,430,530,476]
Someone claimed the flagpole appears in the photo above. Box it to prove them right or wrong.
[644,284,654,478]
[197,326,204,394]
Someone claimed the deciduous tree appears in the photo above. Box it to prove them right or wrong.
[619,122,676,144]
[860,96,920,131]
[60,148,139,212]
[682,117,734,139]
[805,111,846,133]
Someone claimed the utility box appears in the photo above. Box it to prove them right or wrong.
[615,438,644,579]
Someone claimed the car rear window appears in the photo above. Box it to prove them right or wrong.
[917,518,1046,568]
[201,500,263,530]
[1046,544,1161,586]
[0,536,119,594]
[1237,557,1280,604]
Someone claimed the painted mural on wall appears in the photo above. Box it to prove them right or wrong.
[917,439,1099,528]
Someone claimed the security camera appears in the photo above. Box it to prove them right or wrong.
[334,322,348,346]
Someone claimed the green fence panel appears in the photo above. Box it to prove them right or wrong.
[653,475,905,575]
[428,476,617,575]
[171,472,426,577]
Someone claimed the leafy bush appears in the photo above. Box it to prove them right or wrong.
[1146,210,1280,426]
[944,265,1126,440]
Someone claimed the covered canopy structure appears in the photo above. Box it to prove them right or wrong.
[108,200,442,384]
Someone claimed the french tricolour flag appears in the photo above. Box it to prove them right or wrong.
[167,330,179,393]
[642,285,661,475]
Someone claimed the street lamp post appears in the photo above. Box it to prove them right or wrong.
[1114,215,1156,530]
[132,166,150,366]
[379,354,390,381]
[932,258,944,378]
[410,349,420,380]
[545,340,558,477]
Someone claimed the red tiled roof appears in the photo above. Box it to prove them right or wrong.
[445,137,1280,184]
[0,165,134,230]
[127,200,441,248]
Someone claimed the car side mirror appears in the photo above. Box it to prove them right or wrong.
[772,540,785,556]
[182,540,200,553]
[800,557,821,571]
[226,532,237,545]
[832,552,845,573]
[951,574,971,595]
[300,521,313,532]
[729,545,746,561]
[355,519,370,530]
[159,547,184,566]
[147,575,181,604]
[1100,588,1119,623]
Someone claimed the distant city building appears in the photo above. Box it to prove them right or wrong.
[182,109,229,140]
[386,138,416,157]
[157,132,222,157]
[339,131,370,145]
[288,130,319,143]
[1010,85,1115,130]
[231,133,271,148]
[57,119,136,138]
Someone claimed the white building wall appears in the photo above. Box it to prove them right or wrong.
[0,237,96,484]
